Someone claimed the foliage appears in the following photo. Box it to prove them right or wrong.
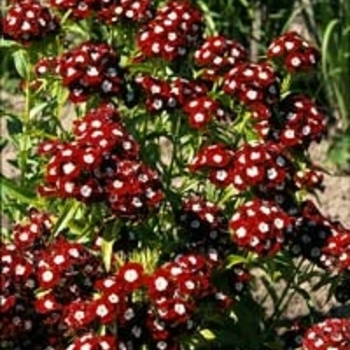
[1,1,350,350]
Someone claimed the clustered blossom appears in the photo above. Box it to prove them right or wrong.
[177,196,231,260]
[49,0,153,23]
[321,222,350,273]
[146,254,224,348]
[229,199,293,256]
[302,318,350,350]
[38,103,163,219]
[294,167,324,192]
[2,0,59,44]
[288,200,333,263]
[97,0,153,24]
[194,35,247,81]
[137,0,203,61]
[191,142,294,192]
[223,62,279,120]
[183,96,225,129]
[135,75,209,117]
[259,94,327,148]
[267,31,319,72]
[2,214,95,348]
[53,42,125,103]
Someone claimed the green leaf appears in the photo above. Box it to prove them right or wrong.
[0,39,21,49]
[52,200,81,235]
[199,329,216,341]
[12,49,29,79]
[0,175,38,204]
[225,254,248,268]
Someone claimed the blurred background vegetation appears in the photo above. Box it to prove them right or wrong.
[1,0,349,170]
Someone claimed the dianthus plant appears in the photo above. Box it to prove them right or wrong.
[1,1,350,350]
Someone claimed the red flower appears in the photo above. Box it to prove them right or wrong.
[229,198,293,256]
[2,0,59,44]
[117,262,145,292]
[302,318,350,350]
[267,31,319,72]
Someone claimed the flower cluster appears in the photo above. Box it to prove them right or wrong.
[294,168,325,192]
[183,96,225,129]
[135,75,208,116]
[229,199,293,256]
[261,94,327,148]
[194,35,247,81]
[0,209,103,350]
[49,0,153,23]
[38,103,163,219]
[146,254,217,347]
[177,196,231,261]
[67,334,117,350]
[2,0,59,44]
[52,42,125,103]
[137,0,203,61]
[97,0,153,24]
[302,318,350,350]
[267,31,319,72]
[288,200,333,263]
[223,62,279,119]
[321,221,350,273]
[191,141,294,193]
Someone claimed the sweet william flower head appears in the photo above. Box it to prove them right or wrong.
[229,198,294,256]
[302,318,350,350]
[267,31,320,72]
[2,0,59,44]
[57,42,125,103]
[137,0,203,61]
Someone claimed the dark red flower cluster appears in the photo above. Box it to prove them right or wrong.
[259,94,327,148]
[146,254,218,347]
[191,142,293,192]
[321,222,350,273]
[97,0,153,24]
[2,0,59,44]
[267,31,319,72]
[294,168,324,192]
[194,35,247,81]
[0,209,106,349]
[135,75,208,114]
[302,318,350,350]
[54,42,125,103]
[137,0,203,61]
[229,199,293,256]
[38,103,163,219]
[67,334,117,350]
[223,62,279,119]
[289,200,333,263]
[177,196,231,261]
[49,0,153,22]
[183,96,225,129]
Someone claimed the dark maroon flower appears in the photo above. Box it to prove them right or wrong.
[223,62,279,118]
[267,31,319,72]
[194,35,247,80]
[137,0,203,61]
[2,0,59,44]
[57,42,125,103]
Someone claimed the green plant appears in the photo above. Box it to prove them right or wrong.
[1,1,350,349]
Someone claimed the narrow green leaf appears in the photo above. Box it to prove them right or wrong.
[225,254,248,268]
[200,329,216,341]
[12,49,29,79]
[101,238,115,272]
[0,175,38,204]
[52,200,81,235]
